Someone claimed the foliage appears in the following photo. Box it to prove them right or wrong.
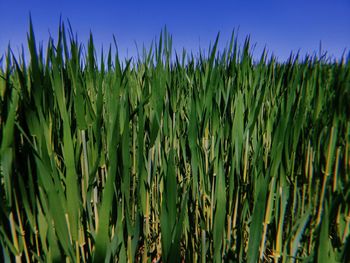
[0,19,350,262]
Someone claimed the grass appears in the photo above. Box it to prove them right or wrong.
[0,18,349,262]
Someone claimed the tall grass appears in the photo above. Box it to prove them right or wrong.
[0,19,349,262]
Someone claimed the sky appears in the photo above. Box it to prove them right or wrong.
[0,0,349,62]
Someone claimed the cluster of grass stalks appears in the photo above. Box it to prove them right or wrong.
[0,19,349,262]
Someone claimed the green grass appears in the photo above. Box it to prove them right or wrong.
[0,19,350,262]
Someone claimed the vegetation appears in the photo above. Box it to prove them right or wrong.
[0,19,349,262]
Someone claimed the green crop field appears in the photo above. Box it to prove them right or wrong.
[0,20,349,262]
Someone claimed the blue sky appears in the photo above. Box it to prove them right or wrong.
[0,0,349,62]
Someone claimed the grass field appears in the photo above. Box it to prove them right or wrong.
[0,20,349,262]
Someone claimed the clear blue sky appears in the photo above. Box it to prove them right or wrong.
[0,0,349,62]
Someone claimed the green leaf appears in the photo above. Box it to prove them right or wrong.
[247,174,269,263]
[213,159,226,262]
